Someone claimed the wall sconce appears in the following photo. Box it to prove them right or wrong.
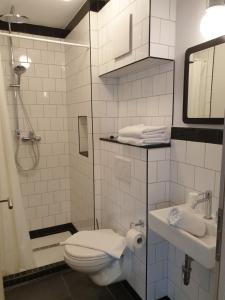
[200,0,225,39]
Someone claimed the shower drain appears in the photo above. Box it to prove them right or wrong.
[33,243,60,252]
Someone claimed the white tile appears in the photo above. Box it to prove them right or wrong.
[195,167,215,192]
[157,160,170,181]
[171,140,186,162]
[177,163,195,188]
[148,161,157,183]
[205,144,222,171]
[151,0,170,19]
[148,182,166,205]
[151,17,161,43]
[186,141,205,167]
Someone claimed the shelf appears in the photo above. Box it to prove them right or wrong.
[100,137,171,150]
[99,56,174,78]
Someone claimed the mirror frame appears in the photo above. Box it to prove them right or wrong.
[183,36,225,125]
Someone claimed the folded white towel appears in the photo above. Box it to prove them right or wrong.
[61,229,126,259]
[119,124,169,139]
[117,136,170,146]
[168,207,206,237]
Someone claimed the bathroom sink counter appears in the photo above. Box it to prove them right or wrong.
[148,205,217,269]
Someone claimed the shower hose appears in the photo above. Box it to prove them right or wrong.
[14,89,40,172]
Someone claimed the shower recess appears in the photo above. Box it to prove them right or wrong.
[0,6,41,171]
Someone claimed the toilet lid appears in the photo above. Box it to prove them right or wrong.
[64,245,108,261]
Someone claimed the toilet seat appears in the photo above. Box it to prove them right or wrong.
[64,244,112,273]
[63,229,125,282]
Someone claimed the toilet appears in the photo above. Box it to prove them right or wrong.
[63,230,129,286]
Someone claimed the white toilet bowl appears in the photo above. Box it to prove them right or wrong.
[63,230,127,286]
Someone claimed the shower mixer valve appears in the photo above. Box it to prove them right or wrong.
[21,131,41,143]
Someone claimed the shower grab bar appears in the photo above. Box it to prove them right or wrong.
[0,198,13,209]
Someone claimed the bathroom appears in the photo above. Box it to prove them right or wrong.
[0,0,225,299]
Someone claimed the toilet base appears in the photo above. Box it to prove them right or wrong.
[90,260,125,286]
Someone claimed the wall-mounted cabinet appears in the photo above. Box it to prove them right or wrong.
[97,0,176,76]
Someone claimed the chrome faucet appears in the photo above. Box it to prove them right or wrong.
[191,190,212,219]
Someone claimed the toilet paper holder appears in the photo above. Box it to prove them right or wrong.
[130,219,144,229]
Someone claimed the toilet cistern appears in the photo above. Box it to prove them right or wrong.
[191,190,213,220]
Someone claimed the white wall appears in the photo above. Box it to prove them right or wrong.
[66,13,95,231]
[167,138,221,300]
[173,0,223,128]
[0,32,71,230]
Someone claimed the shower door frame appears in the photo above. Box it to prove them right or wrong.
[216,119,225,300]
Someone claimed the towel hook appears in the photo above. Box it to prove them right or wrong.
[0,198,13,209]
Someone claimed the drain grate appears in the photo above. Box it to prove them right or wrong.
[33,243,60,252]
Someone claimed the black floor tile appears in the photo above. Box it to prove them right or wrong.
[107,282,135,300]
[4,270,137,300]
[62,270,115,300]
[5,273,68,300]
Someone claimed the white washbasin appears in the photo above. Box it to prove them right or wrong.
[148,205,217,269]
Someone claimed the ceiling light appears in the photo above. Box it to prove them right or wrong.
[200,0,225,39]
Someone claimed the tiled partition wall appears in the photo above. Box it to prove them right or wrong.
[167,138,222,300]
[100,140,147,299]
[65,13,95,231]
[90,11,119,226]
[0,32,71,230]
[147,147,171,300]
[91,10,175,225]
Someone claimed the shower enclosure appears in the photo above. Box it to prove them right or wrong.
[0,5,95,282]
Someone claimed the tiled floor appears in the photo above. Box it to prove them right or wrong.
[31,232,71,267]
[5,270,138,300]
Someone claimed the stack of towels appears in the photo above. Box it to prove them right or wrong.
[117,124,170,146]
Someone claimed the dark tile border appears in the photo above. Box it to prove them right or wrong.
[29,223,77,239]
[0,21,69,38]
[100,137,171,149]
[3,261,69,288]
[0,0,109,38]
[157,297,171,300]
[65,0,110,33]
[171,127,223,145]
[90,0,110,12]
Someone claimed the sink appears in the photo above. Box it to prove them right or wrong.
[148,205,217,269]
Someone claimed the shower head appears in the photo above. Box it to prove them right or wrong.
[0,6,29,24]
[13,65,26,85]
[14,65,27,76]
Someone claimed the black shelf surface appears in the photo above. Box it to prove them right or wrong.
[100,137,171,149]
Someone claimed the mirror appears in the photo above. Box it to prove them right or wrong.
[183,36,225,124]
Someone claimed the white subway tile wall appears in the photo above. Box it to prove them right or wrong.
[117,61,174,129]
[150,0,176,59]
[0,32,70,230]
[100,141,147,299]
[65,14,95,231]
[168,139,221,300]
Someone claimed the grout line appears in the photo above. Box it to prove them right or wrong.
[61,272,74,300]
